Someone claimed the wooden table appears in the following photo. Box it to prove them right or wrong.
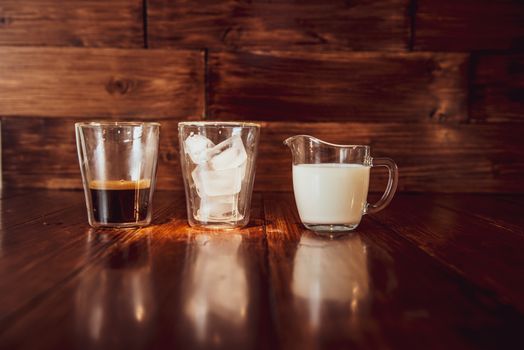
[0,190,523,349]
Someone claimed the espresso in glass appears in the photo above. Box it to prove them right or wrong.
[76,122,159,228]
[89,180,151,224]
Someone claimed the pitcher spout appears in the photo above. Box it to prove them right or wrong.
[285,135,365,149]
[284,135,371,166]
[284,135,327,164]
[283,135,317,148]
[283,135,296,147]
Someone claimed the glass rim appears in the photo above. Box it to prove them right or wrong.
[178,121,260,128]
[285,135,370,150]
[75,121,160,128]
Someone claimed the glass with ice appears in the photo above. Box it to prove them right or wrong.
[178,122,260,229]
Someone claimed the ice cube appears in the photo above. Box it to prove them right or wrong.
[208,135,247,170]
[192,165,243,197]
[197,195,243,221]
[208,194,236,203]
[184,134,215,164]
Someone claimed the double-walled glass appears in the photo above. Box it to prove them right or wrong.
[178,122,260,229]
[76,122,160,228]
[284,135,398,233]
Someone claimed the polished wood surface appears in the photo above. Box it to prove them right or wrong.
[0,190,523,349]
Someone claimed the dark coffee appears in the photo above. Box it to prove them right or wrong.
[89,180,151,224]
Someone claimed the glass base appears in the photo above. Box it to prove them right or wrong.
[88,220,151,229]
[188,221,248,230]
[303,223,359,235]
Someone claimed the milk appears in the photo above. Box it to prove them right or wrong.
[292,164,370,225]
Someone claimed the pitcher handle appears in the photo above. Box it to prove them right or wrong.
[365,157,398,215]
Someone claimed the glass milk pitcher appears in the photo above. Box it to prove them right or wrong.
[284,135,398,233]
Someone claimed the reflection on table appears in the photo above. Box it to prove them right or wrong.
[182,232,250,348]
[75,230,155,349]
[292,231,370,336]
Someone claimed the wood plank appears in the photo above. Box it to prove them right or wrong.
[0,188,32,200]
[0,190,181,329]
[0,190,83,228]
[254,121,524,193]
[471,54,524,123]
[371,194,524,313]
[1,191,524,348]
[148,0,410,51]
[264,193,524,349]
[0,0,143,47]
[497,195,524,207]
[208,51,469,122]
[414,0,524,51]
[0,47,205,118]
[3,118,524,193]
[1,117,185,190]
[0,194,274,349]
[429,194,524,235]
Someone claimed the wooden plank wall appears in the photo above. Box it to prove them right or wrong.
[0,0,523,193]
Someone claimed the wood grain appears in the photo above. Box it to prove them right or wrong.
[254,121,524,193]
[0,190,82,228]
[1,117,184,190]
[429,194,524,235]
[3,118,524,193]
[0,193,274,349]
[208,50,469,122]
[264,193,524,349]
[372,195,524,313]
[1,191,524,348]
[414,0,524,51]
[0,191,180,329]
[0,188,33,200]
[498,195,524,208]
[148,0,410,51]
[471,54,524,123]
[0,47,205,118]
[0,0,143,47]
